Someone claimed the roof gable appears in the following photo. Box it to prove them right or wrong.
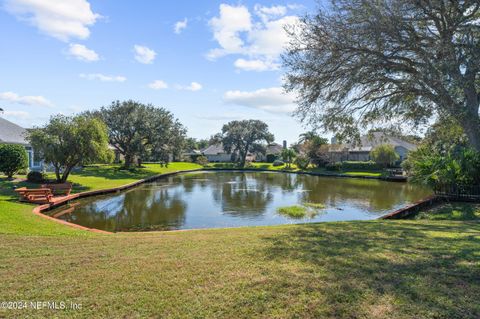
[0,117,28,145]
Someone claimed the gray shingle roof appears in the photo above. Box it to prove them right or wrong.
[202,143,227,155]
[266,143,283,154]
[0,117,28,145]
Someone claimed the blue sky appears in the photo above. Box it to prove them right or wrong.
[0,0,319,143]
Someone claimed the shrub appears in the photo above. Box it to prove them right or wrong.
[266,154,278,163]
[405,145,480,188]
[341,161,381,170]
[294,155,310,170]
[27,171,46,183]
[195,156,209,166]
[370,144,399,168]
[325,162,342,171]
[281,148,297,168]
[272,160,285,167]
[0,144,28,178]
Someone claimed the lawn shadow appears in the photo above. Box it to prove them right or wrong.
[245,221,480,318]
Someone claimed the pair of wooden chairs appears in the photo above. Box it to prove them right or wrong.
[15,183,72,204]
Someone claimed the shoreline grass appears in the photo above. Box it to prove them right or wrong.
[205,162,384,177]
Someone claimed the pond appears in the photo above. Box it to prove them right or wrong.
[47,171,432,232]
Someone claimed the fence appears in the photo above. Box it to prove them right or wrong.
[434,184,480,201]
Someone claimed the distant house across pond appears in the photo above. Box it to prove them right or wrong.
[201,142,286,163]
[328,132,417,162]
[0,117,43,170]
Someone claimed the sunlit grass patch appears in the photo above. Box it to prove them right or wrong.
[277,205,323,219]
[412,202,480,221]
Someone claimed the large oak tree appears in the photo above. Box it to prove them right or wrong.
[95,100,186,168]
[283,0,480,150]
[220,120,274,167]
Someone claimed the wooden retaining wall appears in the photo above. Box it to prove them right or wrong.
[380,195,442,219]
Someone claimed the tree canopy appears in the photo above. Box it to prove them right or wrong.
[220,120,274,167]
[27,114,111,182]
[283,0,480,150]
[0,144,28,178]
[370,144,399,168]
[94,100,186,168]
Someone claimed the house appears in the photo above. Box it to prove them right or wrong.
[255,142,285,162]
[328,132,417,162]
[202,144,233,162]
[202,142,286,163]
[0,117,42,171]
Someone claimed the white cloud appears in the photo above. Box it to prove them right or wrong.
[254,4,287,22]
[234,58,279,71]
[134,45,156,64]
[4,0,100,41]
[174,18,188,34]
[68,43,99,62]
[207,4,252,59]
[0,91,53,107]
[148,80,168,90]
[178,82,203,91]
[207,4,300,71]
[79,73,126,82]
[223,87,296,113]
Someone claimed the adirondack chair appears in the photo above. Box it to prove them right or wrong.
[41,183,73,196]
[14,187,53,204]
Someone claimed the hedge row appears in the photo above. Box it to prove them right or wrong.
[326,161,382,171]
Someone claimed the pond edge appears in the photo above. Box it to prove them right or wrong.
[31,167,421,233]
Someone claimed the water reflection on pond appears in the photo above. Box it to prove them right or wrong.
[48,171,432,232]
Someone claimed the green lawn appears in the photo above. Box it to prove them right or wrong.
[0,162,479,318]
[0,221,479,318]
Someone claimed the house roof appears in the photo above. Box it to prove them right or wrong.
[202,144,227,155]
[348,132,417,152]
[266,143,283,154]
[0,117,28,145]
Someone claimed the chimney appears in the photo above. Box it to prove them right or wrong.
[331,136,337,144]
[282,140,287,149]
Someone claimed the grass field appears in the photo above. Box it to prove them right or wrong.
[1,163,479,318]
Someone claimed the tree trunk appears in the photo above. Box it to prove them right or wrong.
[54,165,61,183]
[461,96,480,152]
[124,153,133,169]
[61,166,72,183]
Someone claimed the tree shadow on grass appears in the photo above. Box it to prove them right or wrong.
[244,221,480,318]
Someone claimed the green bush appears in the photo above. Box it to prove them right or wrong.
[294,155,310,170]
[27,171,46,183]
[341,161,381,170]
[272,160,285,167]
[325,162,342,171]
[0,144,29,178]
[195,156,209,166]
[266,154,278,163]
[369,144,399,168]
[405,145,480,188]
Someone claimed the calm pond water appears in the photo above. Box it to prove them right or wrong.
[48,171,432,232]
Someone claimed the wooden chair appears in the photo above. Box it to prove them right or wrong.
[14,187,53,204]
[41,183,73,196]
